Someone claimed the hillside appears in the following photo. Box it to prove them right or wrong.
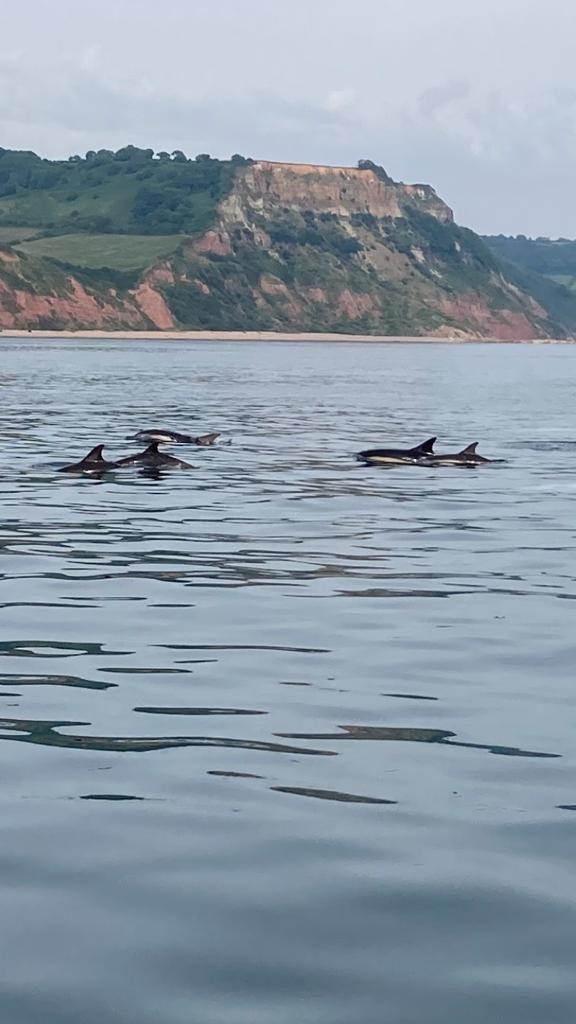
[0,248,172,331]
[484,234,576,290]
[1,146,575,337]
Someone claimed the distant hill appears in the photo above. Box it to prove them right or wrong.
[1,145,575,337]
[484,234,576,290]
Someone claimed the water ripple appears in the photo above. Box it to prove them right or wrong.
[2,339,576,1024]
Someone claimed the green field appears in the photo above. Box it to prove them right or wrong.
[16,233,186,270]
[549,273,576,292]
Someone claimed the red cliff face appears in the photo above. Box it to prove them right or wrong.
[0,250,175,330]
[438,295,545,341]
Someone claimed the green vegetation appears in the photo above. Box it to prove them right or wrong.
[263,209,362,256]
[357,159,394,184]
[388,206,498,274]
[484,235,576,277]
[0,249,78,298]
[494,260,576,333]
[16,233,185,270]
[483,235,576,331]
[0,146,249,236]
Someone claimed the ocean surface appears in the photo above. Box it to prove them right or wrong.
[0,337,575,1024]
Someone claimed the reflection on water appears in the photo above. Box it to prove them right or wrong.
[271,786,397,804]
[1,339,576,1024]
[383,691,439,700]
[80,793,146,801]
[133,706,267,716]
[0,640,127,657]
[0,716,335,755]
[0,672,114,690]
[276,724,560,758]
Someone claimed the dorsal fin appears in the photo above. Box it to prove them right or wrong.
[459,442,478,455]
[410,437,436,454]
[82,445,105,463]
[143,442,160,455]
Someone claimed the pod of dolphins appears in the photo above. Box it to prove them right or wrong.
[58,428,500,476]
[356,437,499,466]
[58,430,221,475]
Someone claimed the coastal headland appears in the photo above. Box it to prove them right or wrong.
[2,148,576,340]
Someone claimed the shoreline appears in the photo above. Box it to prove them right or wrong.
[0,329,573,344]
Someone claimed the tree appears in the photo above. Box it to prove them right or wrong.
[357,159,393,184]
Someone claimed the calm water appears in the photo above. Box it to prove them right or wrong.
[1,338,575,1024]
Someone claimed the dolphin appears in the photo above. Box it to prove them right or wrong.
[58,445,119,475]
[130,429,194,444]
[194,432,221,447]
[422,442,498,466]
[116,442,193,470]
[130,429,221,446]
[356,437,436,465]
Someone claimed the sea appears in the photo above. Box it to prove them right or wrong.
[0,337,575,1024]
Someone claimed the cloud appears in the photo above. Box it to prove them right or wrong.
[0,52,353,162]
[324,89,357,113]
[418,81,471,117]
[3,0,576,235]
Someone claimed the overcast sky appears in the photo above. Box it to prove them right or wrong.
[1,0,574,236]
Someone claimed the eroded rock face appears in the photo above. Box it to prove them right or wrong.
[0,250,174,330]
[131,280,175,330]
[439,295,544,341]
[0,270,141,330]
[220,161,454,224]
[192,230,232,257]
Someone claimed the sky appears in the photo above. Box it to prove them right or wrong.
[0,0,574,236]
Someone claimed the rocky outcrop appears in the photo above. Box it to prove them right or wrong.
[220,161,454,225]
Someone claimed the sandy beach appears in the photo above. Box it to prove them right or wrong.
[0,329,572,343]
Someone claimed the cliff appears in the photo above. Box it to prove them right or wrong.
[0,249,172,331]
[0,149,573,338]
[161,161,558,339]
[222,161,454,224]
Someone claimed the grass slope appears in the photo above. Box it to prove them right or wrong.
[16,233,185,270]
[483,235,576,331]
